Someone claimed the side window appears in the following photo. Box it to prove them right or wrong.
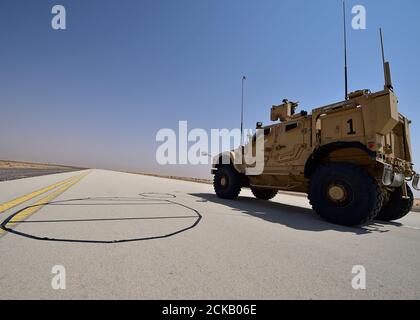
[285,123,298,132]
[251,128,271,143]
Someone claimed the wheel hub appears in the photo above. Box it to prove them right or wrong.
[327,184,347,202]
[220,176,228,187]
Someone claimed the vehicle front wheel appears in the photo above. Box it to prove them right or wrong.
[213,165,242,199]
[376,185,413,222]
[308,163,384,226]
[251,187,278,200]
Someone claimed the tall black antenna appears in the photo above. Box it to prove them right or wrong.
[380,28,386,65]
[379,28,393,90]
[240,75,246,147]
[343,1,349,100]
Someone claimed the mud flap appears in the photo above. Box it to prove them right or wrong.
[413,174,420,191]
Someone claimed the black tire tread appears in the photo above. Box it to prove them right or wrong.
[251,187,278,201]
[376,185,414,222]
[308,162,384,226]
[213,165,242,199]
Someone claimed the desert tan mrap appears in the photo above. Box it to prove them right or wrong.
[212,45,419,226]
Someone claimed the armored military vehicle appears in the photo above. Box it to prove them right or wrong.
[212,31,419,227]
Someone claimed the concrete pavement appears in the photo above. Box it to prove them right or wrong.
[0,169,419,299]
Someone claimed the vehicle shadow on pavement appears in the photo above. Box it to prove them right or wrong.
[190,193,390,235]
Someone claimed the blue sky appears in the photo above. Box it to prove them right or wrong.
[1,0,420,186]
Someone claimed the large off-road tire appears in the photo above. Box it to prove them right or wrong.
[251,187,278,201]
[308,163,384,226]
[376,185,414,222]
[213,165,242,200]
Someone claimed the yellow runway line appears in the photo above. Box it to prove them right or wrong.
[0,171,90,237]
[0,171,87,214]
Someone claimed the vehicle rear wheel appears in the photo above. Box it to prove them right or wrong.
[213,165,242,199]
[376,185,413,222]
[308,163,383,226]
[251,187,278,200]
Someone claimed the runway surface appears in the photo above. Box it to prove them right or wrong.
[0,168,81,182]
[0,169,419,299]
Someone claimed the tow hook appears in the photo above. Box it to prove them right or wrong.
[413,174,420,191]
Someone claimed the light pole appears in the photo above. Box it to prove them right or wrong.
[240,75,247,147]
